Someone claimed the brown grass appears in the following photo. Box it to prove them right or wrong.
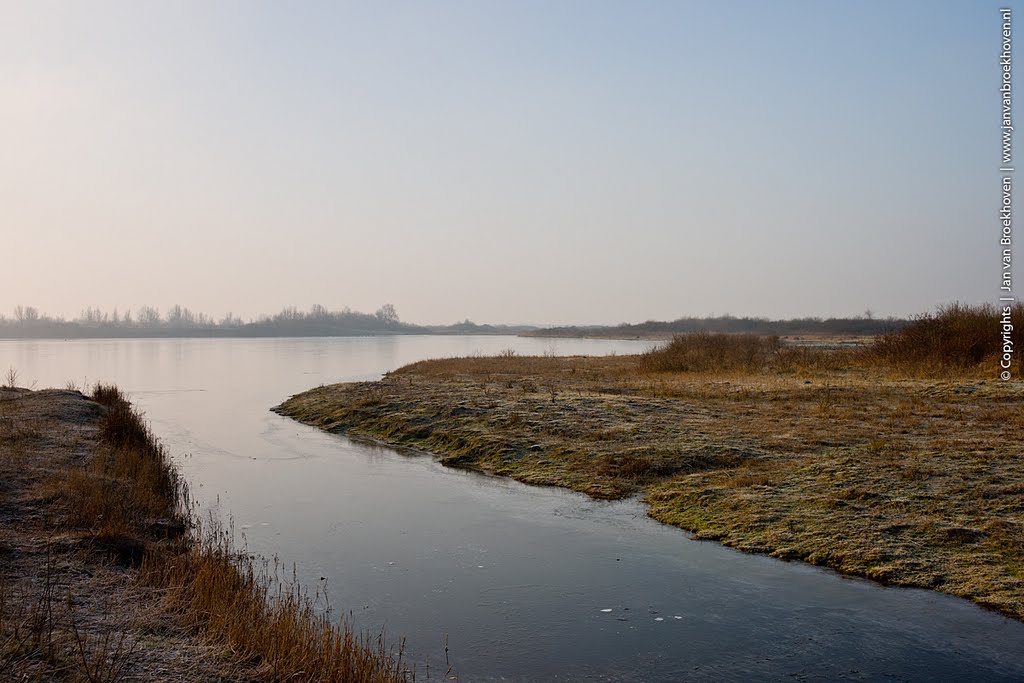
[141,534,410,683]
[52,386,185,544]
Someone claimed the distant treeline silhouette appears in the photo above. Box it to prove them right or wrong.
[1,305,906,339]
[526,314,909,339]
[0,304,532,339]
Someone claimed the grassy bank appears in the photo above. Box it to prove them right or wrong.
[277,305,1024,621]
[0,385,411,681]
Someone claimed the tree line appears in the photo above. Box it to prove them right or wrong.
[0,304,420,338]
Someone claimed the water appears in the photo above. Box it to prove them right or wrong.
[3,336,1023,682]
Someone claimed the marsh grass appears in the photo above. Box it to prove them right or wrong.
[142,532,411,683]
[46,385,186,559]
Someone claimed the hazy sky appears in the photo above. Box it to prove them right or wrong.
[0,1,1009,325]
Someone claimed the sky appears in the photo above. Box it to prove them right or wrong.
[0,1,1012,325]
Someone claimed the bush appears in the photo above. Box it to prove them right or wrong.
[869,303,1024,374]
[638,332,781,373]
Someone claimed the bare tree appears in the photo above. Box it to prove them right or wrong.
[137,306,161,325]
[375,303,399,323]
[13,306,38,323]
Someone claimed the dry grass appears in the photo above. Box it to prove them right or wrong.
[141,535,410,683]
[51,386,185,547]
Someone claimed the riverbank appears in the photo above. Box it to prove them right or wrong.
[277,352,1024,622]
[0,386,410,681]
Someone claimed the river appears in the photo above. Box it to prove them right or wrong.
[2,336,1023,681]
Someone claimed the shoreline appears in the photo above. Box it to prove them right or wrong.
[0,386,410,681]
[276,353,1024,622]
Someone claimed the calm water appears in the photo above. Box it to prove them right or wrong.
[3,336,1024,682]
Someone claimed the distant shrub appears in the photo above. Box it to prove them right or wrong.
[638,332,781,373]
[868,303,1024,374]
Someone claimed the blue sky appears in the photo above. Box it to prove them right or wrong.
[0,1,1011,324]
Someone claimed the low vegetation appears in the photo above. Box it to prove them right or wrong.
[637,332,784,373]
[278,304,1024,621]
[868,302,1024,374]
[0,385,412,681]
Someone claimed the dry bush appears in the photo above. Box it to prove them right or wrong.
[868,302,1024,375]
[638,333,781,373]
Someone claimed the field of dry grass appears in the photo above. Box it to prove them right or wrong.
[277,309,1024,621]
[0,386,412,682]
